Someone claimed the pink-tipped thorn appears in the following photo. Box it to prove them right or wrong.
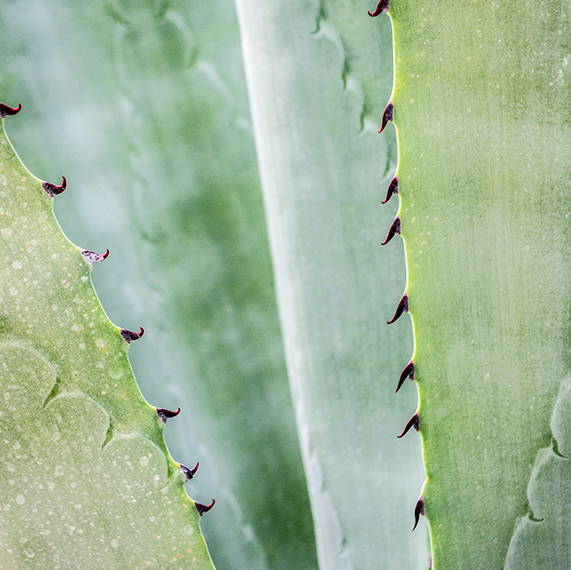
[387,294,408,324]
[180,462,199,481]
[42,176,67,197]
[81,248,110,264]
[412,498,424,531]
[395,361,415,393]
[397,413,419,439]
[368,0,389,16]
[382,177,399,204]
[120,326,144,343]
[195,499,215,516]
[0,102,22,117]
[381,217,400,245]
[378,102,393,133]
[156,407,181,422]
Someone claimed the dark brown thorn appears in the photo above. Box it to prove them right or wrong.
[397,413,419,438]
[180,461,199,481]
[81,248,110,264]
[42,176,67,197]
[378,102,393,134]
[367,0,389,16]
[0,102,22,117]
[387,294,408,324]
[195,498,215,516]
[381,217,400,245]
[412,497,424,531]
[395,361,415,393]
[382,177,399,204]
[120,326,145,343]
[156,406,181,422]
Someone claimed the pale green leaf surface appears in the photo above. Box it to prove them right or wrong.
[0,126,213,568]
[236,1,426,568]
[505,378,571,569]
[391,1,570,567]
[0,1,316,568]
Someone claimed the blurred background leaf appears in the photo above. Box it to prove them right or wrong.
[236,1,427,568]
[0,0,316,568]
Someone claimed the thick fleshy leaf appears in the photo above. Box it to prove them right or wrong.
[236,1,427,568]
[0,0,316,568]
[391,0,570,567]
[0,119,213,567]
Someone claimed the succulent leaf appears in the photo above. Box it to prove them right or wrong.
[235,1,427,568]
[0,118,213,568]
[390,0,570,566]
[0,1,317,567]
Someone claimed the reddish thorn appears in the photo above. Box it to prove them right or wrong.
[378,102,393,134]
[381,217,400,245]
[395,361,415,393]
[412,498,424,531]
[382,177,399,204]
[195,498,215,516]
[156,406,181,422]
[180,461,199,481]
[0,102,22,117]
[121,326,144,343]
[42,176,67,197]
[81,248,111,264]
[397,413,419,439]
[102,248,110,259]
[368,0,389,16]
[387,294,408,324]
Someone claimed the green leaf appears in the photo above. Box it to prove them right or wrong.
[0,121,213,567]
[236,1,427,568]
[505,379,571,568]
[0,1,317,567]
[391,0,570,566]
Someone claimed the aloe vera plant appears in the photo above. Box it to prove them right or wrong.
[0,107,213,567]
[0,1,316,568]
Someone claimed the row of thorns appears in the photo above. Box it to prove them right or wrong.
[368,0,425,533]
[2,4,418,527]
[0,101,215,519]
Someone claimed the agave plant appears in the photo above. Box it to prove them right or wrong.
[0,0,568,568]
[0,103,214,567]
